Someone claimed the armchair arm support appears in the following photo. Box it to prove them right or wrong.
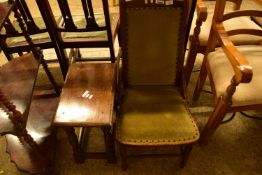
[191,0,207,40]
[213,22,253,84]
[196,0,208,22]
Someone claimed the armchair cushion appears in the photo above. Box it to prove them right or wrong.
[191,10,262,46]
[208,45,262,106]
[115,86,199,146]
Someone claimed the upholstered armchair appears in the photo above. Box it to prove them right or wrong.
[192,0,262,144]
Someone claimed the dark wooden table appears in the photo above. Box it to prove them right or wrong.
[53,63,117,163]
[0,1,58,173]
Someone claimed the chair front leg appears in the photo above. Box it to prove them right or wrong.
[180,144,193,168]
[199,96,228,145]
[119,143,128,171]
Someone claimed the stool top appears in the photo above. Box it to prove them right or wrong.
[53,63,116,127]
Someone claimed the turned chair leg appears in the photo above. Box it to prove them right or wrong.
[180,144,193,168]
[119,144,128,171]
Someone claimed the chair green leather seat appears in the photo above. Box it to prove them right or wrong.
[62,13,118,39]
[35,65,64,90]
[5,16,61,45]
[116,86,199,145]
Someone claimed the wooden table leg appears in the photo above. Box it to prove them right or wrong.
[64,127,85,163]
[101,126,116,163]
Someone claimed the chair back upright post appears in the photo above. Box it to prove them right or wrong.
[102,0,116,62]
[35,0,69,78]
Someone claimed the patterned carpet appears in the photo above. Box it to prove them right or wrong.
[0,0,262,175]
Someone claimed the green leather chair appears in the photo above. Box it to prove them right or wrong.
[115,0,200,170]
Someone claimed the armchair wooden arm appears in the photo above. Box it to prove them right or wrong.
[213,10,262,83]
[214,22,253,84]
[196,0,208,22]
[191,0,208,38]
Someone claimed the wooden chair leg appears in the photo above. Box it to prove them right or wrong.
[200,97,228,145]
[193,28,218,101]
[119,144,128,171]
[180,144,193,168]
[192,58,208,101]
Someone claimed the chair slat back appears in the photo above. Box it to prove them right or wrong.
[81,0,99,29]
[205,0,242,10]
[17,0,41,33]
[36,0,118,63]
[3,18,18,34]
[57,0,77,29]
[56,0,111,33]
[120,0,194,86]
[2,0,44,36]
[0,0,55,59]
[213,1,262,40]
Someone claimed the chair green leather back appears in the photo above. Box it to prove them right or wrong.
[120,0,191,86]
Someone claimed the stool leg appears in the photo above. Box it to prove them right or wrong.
[64,127,85,163]
[101,126,116,163]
